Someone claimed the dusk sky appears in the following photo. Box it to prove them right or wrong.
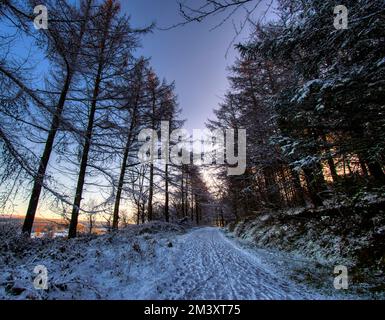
[0,0,276,218]
[122,0,274,131]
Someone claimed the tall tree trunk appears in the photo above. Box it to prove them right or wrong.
[220,212,225,227]
[68,2,112,238]
[327,157,339,183]
[358,150,385,182]
[136,203,140,225]
[195,197,199,225]
[358,154,369,177]
[185,173,189,217]
[112,109,137,229]
[147,81,157,222]
[68,85,99,238]
[289,167,305,206]
[232,195,239,220]
[279,168,290,206]
[112,138,130,230]
[22,70,71,235]
[141,201,145,224]
[263,167,281,206]
[147,163,154,221]
[22,0,92,236]
[367,161,385,183]
[164,163,169,222]
[181,169,185,218]
[321,134,338,183]
[303,165,326,207]
[346,159,353,175]
[190,191,194,221]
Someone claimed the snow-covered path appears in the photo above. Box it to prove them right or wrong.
[1,223,331,300]
[156,227,322,300]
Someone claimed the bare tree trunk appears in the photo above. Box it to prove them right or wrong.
[303,165,326,207]
[263,167,281,206]
[322,134,338,183]
[147,81,157,222]
[290,168,305,206]
[68,84,99,238]
[358,154,369,177]
[181,169,185,217]
[22,0,93,236]
[346,159,353,175]
[112,114,136,229]
[190,191,194,221]
[164,163,169,222]
[136,203,140,225]
[147,163,154,221]
[184,174,188,217]
[22,70,71,235]
[89,215,93,234]
[367,161,385,183]
[141,201,146,223]
[68,2,112,238]
[195,197,199,225]
[112,139,130,230]
[327,157,339,183]
[220,212,225,227]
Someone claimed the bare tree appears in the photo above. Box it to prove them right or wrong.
[22,0,94,236]
[68,0,146,238]
[112,58,149,229]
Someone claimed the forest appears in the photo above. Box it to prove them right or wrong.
[0,0,212,238]
[0,0,385,301]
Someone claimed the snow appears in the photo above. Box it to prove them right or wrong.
[227,201,385,299]
[377,57,385,67]
[31,230,68,239]
[153,227,325,300]
[292,155,319,170]
[0,221,379,300]
[0,221,185,300]
[290,79,321,104]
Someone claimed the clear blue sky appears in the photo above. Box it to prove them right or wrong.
[122,0,272,131]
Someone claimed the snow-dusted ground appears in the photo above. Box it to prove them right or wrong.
[1,223,357,300]
[155,227,326,299]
